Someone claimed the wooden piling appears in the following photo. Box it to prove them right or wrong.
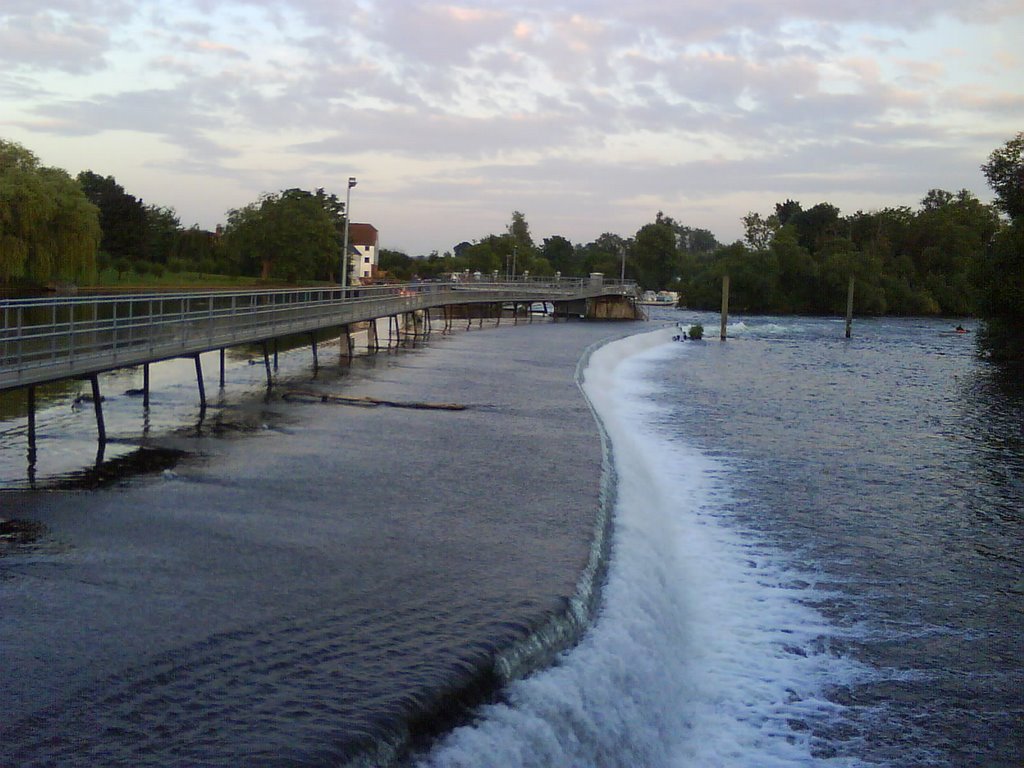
[143,363,151,408]
[90,374,106,444]
[845,276,855,339]
[310,333,319,372]
[219,349,226,388]
[720,275,730,341]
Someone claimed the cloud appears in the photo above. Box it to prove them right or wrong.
[2,0,1021,252]
[0,11,111,72]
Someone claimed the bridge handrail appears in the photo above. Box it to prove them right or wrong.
[1,279,638,389]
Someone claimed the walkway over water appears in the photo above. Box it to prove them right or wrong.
[1,278,639,393]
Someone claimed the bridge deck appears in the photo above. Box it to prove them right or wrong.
[1,279,636,392]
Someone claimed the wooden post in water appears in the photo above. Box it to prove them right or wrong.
[720,275,730,341]
[90,374,106,444]
[845,276,855,339]
[143,364,150,408]
[219,349,226,388]
[310,333,319,372]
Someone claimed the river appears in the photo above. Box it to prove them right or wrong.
[1,309,1021,766]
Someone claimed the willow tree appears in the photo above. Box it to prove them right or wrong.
[0,139,100,285]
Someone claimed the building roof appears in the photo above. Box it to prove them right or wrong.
[348,223,378,247]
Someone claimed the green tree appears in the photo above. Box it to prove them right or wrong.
[742,211,779,251]
[540,235,577,275]
[578,233,630,278]
[378,248,415,280]
[771,225,818,312]
[507,211,537,274]
[223,188,338,282]
[975,134,1024,361]
[908,189,999,314]
[144,205,180,265]
[790,202,842,253]
[169,226,221,273]
[0,139,100,285]
[77,171,148,262]
[981,131,1024,219]
[632,219,678,290]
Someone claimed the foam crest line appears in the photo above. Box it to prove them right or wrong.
[419,328,862,768]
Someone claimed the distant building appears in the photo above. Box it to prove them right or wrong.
[348,223,379,281]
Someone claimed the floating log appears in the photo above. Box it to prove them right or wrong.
[282,390,467,411]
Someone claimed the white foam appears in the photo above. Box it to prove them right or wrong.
[419,329,866,768]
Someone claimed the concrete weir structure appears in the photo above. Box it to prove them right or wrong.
[1,277,641,448]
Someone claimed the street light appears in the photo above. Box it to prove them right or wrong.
[340,176,357,289]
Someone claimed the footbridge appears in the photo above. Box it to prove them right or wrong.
[1,277,640,397]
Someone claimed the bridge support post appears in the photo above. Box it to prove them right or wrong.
[219,349,226,388]
[273,339,279,371]
[262,342,273,389]
[27,385,37,464]
[90,374,106,444]
[341,325,353,363]
[143,364,151,408]
[310,333,319,372]
[720,275,730,341]
[194,354,206,410]
[369,319,380,353]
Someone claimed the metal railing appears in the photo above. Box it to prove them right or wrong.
[1,278,637,390]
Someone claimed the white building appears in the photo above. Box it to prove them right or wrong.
[348,223,379,281]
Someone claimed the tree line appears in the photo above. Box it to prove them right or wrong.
[1,134,1021,360]
[1,139,352,286]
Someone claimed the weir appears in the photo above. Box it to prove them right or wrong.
[2,278,641,453]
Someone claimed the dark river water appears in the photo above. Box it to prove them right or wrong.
[1,310,1021,766]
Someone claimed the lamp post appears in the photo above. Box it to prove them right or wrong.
[340,176,357,289]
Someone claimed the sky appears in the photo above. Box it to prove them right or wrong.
[2,1,1023,256]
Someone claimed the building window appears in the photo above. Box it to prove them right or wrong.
[364,256,370,263]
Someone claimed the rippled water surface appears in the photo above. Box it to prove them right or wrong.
[1,318,628,766]
[643,311,1024,766]
[2,310,1021,767]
